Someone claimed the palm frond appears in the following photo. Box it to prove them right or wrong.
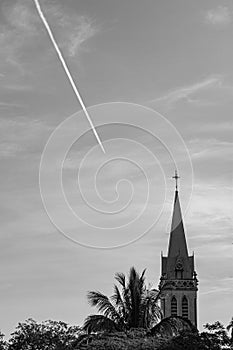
[127,267,145,328]
[139,269,146,286]
[122,286,131,321]
[111,284,128,323]
[115,272,126,288]
[111,285,124,308]
[83,315,119,334]
[87,291,121,322]
[128,267,137,285]
[140,289,162,329]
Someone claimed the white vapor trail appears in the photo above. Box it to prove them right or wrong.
[33,0,105,153]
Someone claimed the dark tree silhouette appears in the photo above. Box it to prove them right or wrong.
[0,332,6,350]
[202,321,231,349]
[150,316,196,338]
[8,319,81,350]
[83,267,162,333]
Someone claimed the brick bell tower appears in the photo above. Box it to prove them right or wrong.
[159,171,198,327]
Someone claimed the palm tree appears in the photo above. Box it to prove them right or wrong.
[83,267,162,333]
[227,317,233,341]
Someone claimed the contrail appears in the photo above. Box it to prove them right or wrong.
[33,0,106,154]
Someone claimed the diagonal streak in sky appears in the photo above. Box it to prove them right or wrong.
[33,0,106,154]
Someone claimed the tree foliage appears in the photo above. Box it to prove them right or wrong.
[150,316,196,338]
[8,319,81,350]
[227,317,233,342]
[77,325,233,350]
[0,318,232,350]
[201,321,232,349]
[0,332,6,350]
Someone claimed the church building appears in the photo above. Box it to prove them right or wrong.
[159,172,198,326]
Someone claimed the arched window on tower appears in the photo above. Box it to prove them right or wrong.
[171,296,177,316]
[182,295,188,318]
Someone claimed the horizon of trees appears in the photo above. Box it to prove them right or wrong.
[0,318,232,350]
[0,267,232,349]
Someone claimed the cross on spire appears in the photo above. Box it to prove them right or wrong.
[172,170,180,191]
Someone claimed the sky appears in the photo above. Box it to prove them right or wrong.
[0,0,232,338]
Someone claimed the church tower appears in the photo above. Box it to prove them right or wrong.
[159,171,198,326]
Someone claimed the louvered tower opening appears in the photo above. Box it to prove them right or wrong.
[171,296,177,316]
[182,295,188,318]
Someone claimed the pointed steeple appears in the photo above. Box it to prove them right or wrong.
[167,172,189,258]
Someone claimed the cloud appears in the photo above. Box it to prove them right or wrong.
[6,1,39,33]
[0,0,98,74]
[188,138,233,161]
[0,116,53,158]
[149,75,223,109]
[205,6,232,25]
[0,0,40,72]
[0,142,23,158]
[0,101,22,108]
[65,16,97,57]
[200,278,233,296]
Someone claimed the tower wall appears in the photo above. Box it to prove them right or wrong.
[161,289,197,326]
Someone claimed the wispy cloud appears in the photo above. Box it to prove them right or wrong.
[0,0,98,74]
[200,279,233,296]
[0,101,22,109]
[0,142,23,158]
[65,16,97,57]
[149,75,223,108]
[205,6,232,25]
[188,138,233,161]
[0,116,53,159]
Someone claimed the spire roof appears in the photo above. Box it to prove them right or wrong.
[167,189,189,258]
